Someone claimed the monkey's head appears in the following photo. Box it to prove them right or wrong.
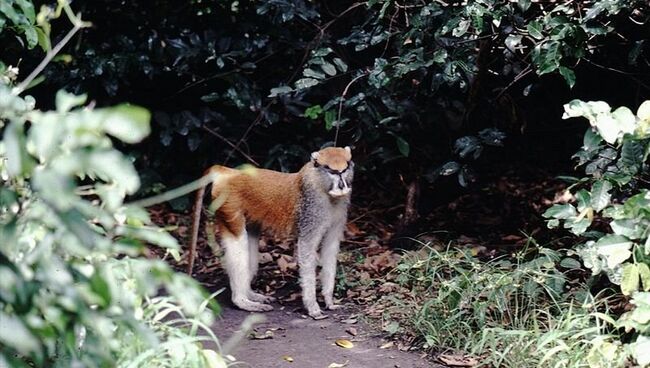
[310,146,354,198]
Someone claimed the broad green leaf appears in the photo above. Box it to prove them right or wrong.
[23,25,38,49]
[612,106,636,135]
[303,68,326,80]
[621,264,640,295]
[590,180,612,212]
[558,67,575,89]
[89,150,140,194]
[0,312,40,355]
[332,58,348,72]
[28,112,62,162]
[15,0,35,23]
[610,219,643,239]
[324,110,336,130]
[294,78,319,90]
[395,135,410,157]
[55,90,87,112]
[594,114,620,144]
[631,336,650,367]
[100,104,151,144]
[637,100,650,122]
[3,121,35,177]
[268,86,293,97]
[543,204,577,219]
[527,20,543,39]
[303,105,323,119]
[321,62,337,76]
[595,235,633,269]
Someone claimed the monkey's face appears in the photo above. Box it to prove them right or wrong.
[311,147,354,198]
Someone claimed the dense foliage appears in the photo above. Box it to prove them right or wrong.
[7,0,647,190]
[1,3,223,367]
[544,99,650,366]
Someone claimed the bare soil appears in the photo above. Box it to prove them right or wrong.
[211,300,439,368]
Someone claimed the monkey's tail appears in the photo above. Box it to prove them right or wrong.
[187,166,220,275]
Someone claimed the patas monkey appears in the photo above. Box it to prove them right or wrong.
[187,146,353,319]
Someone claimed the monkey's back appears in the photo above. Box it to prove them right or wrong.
[210,165,301,237]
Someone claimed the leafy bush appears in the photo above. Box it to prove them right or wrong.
[17,0,646,188]
[0,3,223,366]
[379,244,615,367]
[544,99,650,366]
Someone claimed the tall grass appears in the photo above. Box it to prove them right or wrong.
[379,242,622,367]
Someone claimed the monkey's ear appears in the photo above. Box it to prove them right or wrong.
[311,151,320,161]
[343,146,352,159]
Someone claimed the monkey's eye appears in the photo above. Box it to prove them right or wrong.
[313,161,321,168]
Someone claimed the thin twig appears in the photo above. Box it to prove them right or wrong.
[202,125,260,166]
[128,173,219,208]
[335,72,368,145]
[494,65,532,101]
[584,58,650,90]
[13,14,90,95]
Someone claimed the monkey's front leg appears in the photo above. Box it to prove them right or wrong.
[297,237,326,319]
[320,224,344,310]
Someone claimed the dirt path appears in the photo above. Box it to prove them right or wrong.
[210,302,439,368]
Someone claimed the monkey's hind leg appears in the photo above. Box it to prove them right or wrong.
[222,227,273,312]
[246,232,275,304]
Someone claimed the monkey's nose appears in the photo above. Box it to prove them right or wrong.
[338,180,344,190]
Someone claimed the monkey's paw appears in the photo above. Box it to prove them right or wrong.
[248,291,276,304]
[308,309,329,320]
[234,298,274,312]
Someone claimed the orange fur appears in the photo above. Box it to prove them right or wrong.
[187,147,353,275]
[210,166,301,237]
[315,147,351,171]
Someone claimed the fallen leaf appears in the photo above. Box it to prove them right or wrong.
[438,354,478,367]
[277,254,297,273]
[379,341,394,349]
[335,339,354,349]
[341,318,357,324]
[281,355,294,362]
[345,327,358,336]
[327,361,349,368]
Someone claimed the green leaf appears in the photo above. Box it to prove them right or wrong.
[268,86,293,97]
[324,110,336,130]
[558,66,575,89]
[321,62,337,76]
[23,25,38,49]
[621,263,640,296]
[100,104,151,144]
[0,312,41,356]
[637,100,650,122]
[631,336,650,367]
[612,106,636,135]
[590,180,612,212]
[55,90,87,113]
[332,58,348,73]
[527,20,543,40]
[595,235,633,269]
[15,0,34,23]
[395,135,410,157]
[303,105,323,119]
[303,68,326,80]
[294,78,319,90]
[89,150,140,194]
[543,204,577,219]
[3,121,35,177]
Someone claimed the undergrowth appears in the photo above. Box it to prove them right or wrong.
[376,241,624,367]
